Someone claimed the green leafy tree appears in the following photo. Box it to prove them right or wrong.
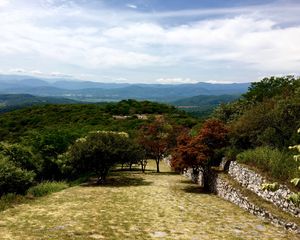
[243,76,299,103]
[63,131,137,183]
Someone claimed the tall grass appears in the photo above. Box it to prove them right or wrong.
[237,147,298,182]
[0,193,26,211]
[27,181,69,197]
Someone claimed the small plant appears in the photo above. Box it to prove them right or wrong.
[261,182,279,192]
[27,181,68,197]
[289,128,300,187]
[287,128,300,206]
[287,193,300,206]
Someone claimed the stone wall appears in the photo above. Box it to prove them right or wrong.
[228,161,300,217]
[183,168,204,187]
[208,172,300,233]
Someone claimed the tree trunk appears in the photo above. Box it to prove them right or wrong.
[156,158,160,173]
[129,163,132,171]
[202,166,211,192]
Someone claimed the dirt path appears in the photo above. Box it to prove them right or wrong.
[0,162,298,240]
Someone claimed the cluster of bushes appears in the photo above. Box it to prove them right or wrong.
[214,76,300,184]
[170,76,300,188]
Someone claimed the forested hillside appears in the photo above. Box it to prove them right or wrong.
[172,76,300,188]
[0,94,78,113]
[172,94,240,118]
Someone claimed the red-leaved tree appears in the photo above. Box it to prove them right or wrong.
[138,119,172,173]
[171,119,228,189]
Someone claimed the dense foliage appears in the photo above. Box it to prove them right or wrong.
[173,94,240,118]
[170,76,300,187]
[0,158,35,195]
[62,131,142,183]
[0,76,299,198]
[213,76,300,184]
[171,119,228,189]
[0,99,197,196]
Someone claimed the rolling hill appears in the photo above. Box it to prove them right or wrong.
[0,94,78,113]
[0,74,250,102]
[172,94,240,117]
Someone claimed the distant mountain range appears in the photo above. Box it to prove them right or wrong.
[0,74,250,102]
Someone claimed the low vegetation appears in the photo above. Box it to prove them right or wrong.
[27,181,69,197]
[236,147,297,182]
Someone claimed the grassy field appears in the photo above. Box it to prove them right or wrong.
[0,161,298,240]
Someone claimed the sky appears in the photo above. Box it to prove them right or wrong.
[0,0,299,84]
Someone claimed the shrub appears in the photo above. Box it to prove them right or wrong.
[236,147,298,182]
[261,182,279,191]
[27,181,68,197]
[287,193,300,206]
[0,158,35,195]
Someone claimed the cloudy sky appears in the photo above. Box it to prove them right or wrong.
[0,0,299,84]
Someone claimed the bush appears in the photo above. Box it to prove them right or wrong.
[236,147,298,182]
[27,181,68,197]
[0,158,35,195]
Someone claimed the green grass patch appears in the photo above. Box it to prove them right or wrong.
[27,181,69,197]
[236,147,298,183]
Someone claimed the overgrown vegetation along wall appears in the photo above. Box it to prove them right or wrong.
[229,161,300,217]
[207,172,300,233]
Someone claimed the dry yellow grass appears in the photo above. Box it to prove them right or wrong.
[0,161,298,240]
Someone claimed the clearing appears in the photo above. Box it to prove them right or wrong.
[0,161,298,240]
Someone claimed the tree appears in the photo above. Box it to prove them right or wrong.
[63,131,138,184]
[171,119,228,189]
[243,76,299,103]
[138,119,172,173]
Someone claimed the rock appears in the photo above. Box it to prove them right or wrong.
[150,231,167,238]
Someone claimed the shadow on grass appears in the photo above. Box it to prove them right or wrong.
[183,185,209,194]
[146,171,179,176]
[81,176,153,188]
[180,179,193,184]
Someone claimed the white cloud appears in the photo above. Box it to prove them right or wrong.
[0,1,299,83]
[0,0,10,7]
[126,4,137,9]
[8,68,76,79]
[8,68,26,73]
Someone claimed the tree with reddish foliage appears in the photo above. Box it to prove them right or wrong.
[138,119,172,173]
[171,119,228,189]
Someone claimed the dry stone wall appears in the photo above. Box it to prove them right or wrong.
[182,164,300,233]
[228,161,300,217]
[208,172,300,233]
